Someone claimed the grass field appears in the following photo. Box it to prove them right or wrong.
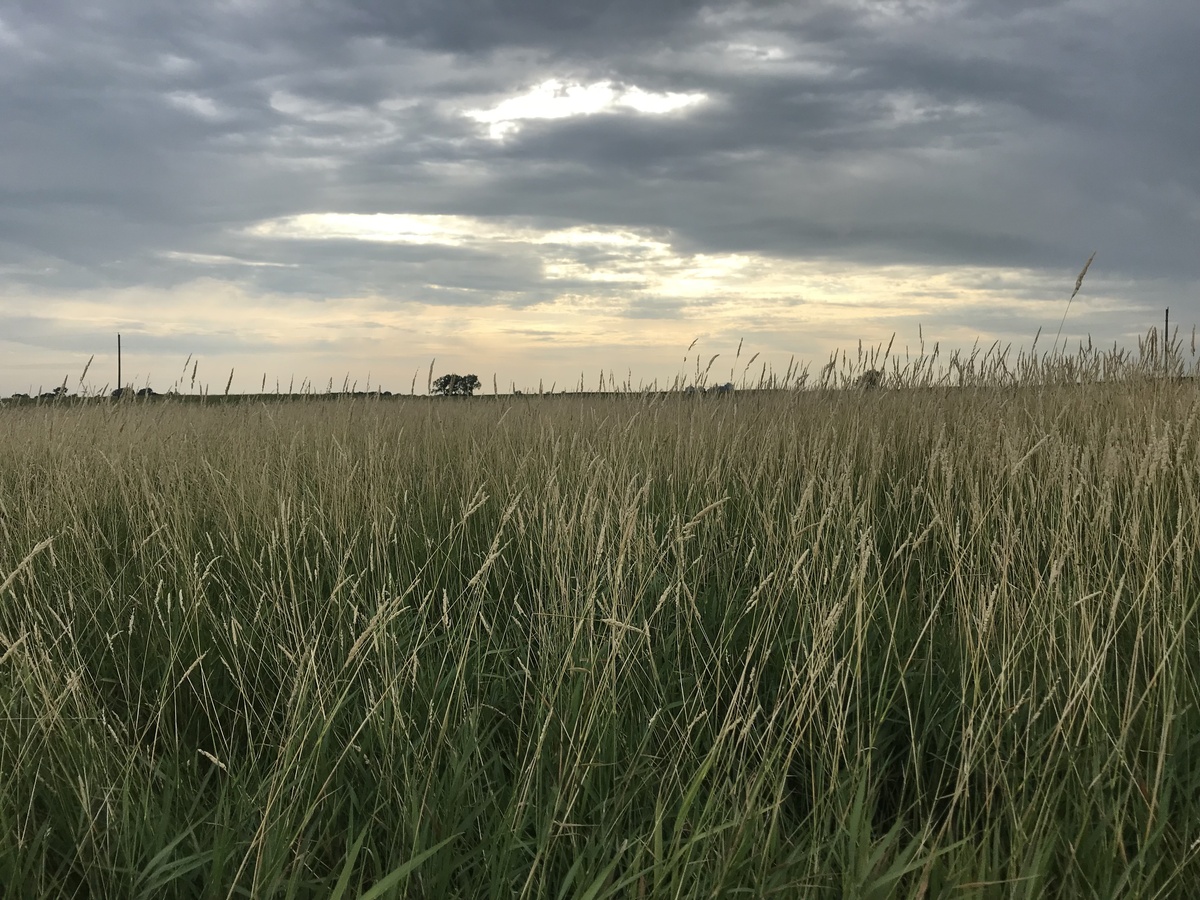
[2,334,1199,898]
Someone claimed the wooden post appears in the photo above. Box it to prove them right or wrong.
[1165,308,1170,376]
[117,333,122,396]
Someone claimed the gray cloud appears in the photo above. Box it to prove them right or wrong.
[325,0,713,55]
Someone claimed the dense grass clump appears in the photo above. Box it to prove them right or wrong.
[2,346,1199,897]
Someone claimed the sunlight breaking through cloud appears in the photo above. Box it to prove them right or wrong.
[160,251,297,268]
[247,214,681,255]
[246,213,740,294]
[248,213,498,246]
[244,211,1097,318]
[463,79,708,139]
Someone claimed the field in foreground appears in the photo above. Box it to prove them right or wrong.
[1,379,1199,898]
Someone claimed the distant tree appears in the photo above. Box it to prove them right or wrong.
[431,374,481,397]
[856,369,883,390]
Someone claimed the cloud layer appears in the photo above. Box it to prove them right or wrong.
[2,0,1197,393]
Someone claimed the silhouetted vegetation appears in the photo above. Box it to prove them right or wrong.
[431,373,481,396]
[855,368,883,389]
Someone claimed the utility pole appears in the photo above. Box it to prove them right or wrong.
[1165,308,1170,377]
[117,333,122,396]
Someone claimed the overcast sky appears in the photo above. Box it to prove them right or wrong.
[2,0,1197,395]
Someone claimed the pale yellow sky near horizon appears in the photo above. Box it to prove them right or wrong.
[1,247,1163,397]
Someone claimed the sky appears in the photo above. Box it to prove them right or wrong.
[2,0,1198,395]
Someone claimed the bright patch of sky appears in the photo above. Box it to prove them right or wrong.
[248,213,724,290]
[464,79,708,139]
[160,251,297,268]
[248,213,514,245]
[249,214,674,251]
[246,212,1100,315]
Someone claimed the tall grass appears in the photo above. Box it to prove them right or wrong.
[1,333,1199,898]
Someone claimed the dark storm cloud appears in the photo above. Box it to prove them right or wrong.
[328,0,712,55]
